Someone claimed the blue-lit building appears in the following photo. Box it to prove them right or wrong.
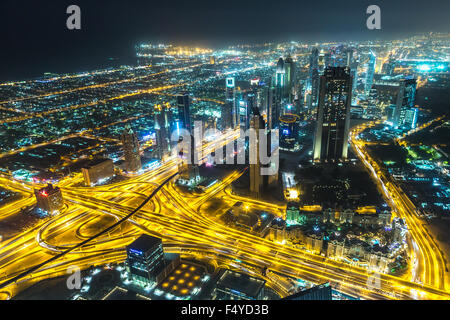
[365,52,376,96]
[126,234,180,286]
[279,114,300,152]
[393,78,417,129]
[222,77,236,130]
[177,92,191,133]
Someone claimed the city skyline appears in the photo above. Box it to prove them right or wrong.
[0,1,449,305]
[2,0,450,80]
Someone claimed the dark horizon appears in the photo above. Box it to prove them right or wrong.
[1,0,449,81]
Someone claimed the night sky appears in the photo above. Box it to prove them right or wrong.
[1,0,449,81]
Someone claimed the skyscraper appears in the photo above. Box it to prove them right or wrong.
[284,55,296,102]
[154,104,170,160]
[279,113,300,152]
[121,124,142,172]
[177,92,191,133]
[222,77,236,129]
[393,78,417,129]
[313,67,352,162]
[249,112,266,199]
[275,58,286,88]
[365,52,376,96]
[309,48,320,108]
[176,92,199,184]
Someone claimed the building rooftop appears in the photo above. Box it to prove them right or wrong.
[216,269,265,298]
[82,158,112,169]
[127,234,162,253]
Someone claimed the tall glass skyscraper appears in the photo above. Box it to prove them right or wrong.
[176,92,191,133]
[313,67,352,162]
[121,124,142,172]
[393,78,418,129]
[364,52,376,96]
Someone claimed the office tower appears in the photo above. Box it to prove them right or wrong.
[239,90,257,132]
[282,283,332,300]
[309,48,320,107]
[279,114,300,152]
[365,52,376,96]
[284,55,296,102]
[346,48,354,67]
[350,63,358,104]
[209,55,216,65]
[393,78,417,129]
[382,56,395,75]
[249,112,266,198]
[176,92,191,133]
[154,104,170,159]
[126,234,180,286]
[175,92,199,184]
[82,158,114,186]
[275,58,285,88]
[313,67,352,162]
[222,77,236,129]
[214,269,266,300]
[266,79,283,130]
[121,124,142,173]
[34,183,64,214]
[324,52,332,68]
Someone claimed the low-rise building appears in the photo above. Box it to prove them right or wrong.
[34,183,64,215]
[81,158,114,186]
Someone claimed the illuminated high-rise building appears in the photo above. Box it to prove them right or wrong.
[34,184,64,215]
[239,90,257,132]
[284,55,296,102]
[309,48,320,107]
[365,52,376,96]
[279,114,300,152]
[154,104,170,159]
[346,48,354,67]
[275,58,286,88]
[267,85,281,130]
[175,92,199,184]
[222,77,236,129]
[121,124,142,172]
[313,67,352,162]
[393,78,417,129]
[249,112,266,199]
[176,92,191,133]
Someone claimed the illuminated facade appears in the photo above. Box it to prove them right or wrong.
[126,234,180,286]
[222,77,236,129]
[81,158,114,186]
[393,78,417,129]
[309,48,320,108]
[121,125,142,173]
[313,67,352,162]
[249,112,266,199]
[365,52,376,96]
[279,114,300,152]
[34,183,64,215]
[154,104,171,159]
[177,92,192,133]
